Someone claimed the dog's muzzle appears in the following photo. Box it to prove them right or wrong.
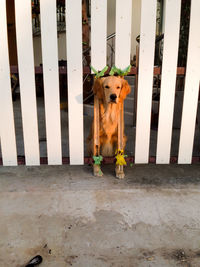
[110,94,117,103]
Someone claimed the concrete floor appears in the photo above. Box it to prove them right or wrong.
[1,164,200,266]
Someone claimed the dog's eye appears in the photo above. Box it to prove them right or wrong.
[105,85,110,89]
[117,86,121,89]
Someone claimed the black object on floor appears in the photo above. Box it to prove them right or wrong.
[25,255,43,267]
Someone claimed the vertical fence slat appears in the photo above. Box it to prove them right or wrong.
[178,0,200,164]
[15,0,40,165]
[135,0,157,163]
[115,0,132,68]
[0,0,17,166]
[40,0,62,165]
[156,0,181,164]
[66,0,84,164]
[91,0,107,70]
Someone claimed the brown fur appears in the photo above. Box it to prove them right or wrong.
[87,76,131,157]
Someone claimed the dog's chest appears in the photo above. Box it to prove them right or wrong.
[100,104,118,138]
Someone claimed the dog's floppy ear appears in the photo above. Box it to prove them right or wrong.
[120,78,131,101]
[93,78,104,100]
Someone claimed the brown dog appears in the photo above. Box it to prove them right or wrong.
[87,75,131,178]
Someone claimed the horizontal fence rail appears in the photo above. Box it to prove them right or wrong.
[9,66,186,75]
[0,0,199,166]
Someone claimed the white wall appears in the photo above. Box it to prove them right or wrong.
[33,0,141,66]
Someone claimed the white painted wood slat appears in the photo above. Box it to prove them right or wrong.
[115,0,132,69]
[91,0,107,71]
[156,0,181,164]
[178,0,200,164]
[0,0,17,166]
[15,0,40,165]
[40,0,62,165]
[66,0,84,164]
[135,0,157,163]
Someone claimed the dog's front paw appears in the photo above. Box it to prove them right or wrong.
[116,171,125,179]
[94,169,104,177]
[93,165,103,177]
[115,165,125,179]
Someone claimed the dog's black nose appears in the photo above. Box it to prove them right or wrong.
[110,94,117,101]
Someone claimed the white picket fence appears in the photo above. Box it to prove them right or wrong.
[0,0,200,166]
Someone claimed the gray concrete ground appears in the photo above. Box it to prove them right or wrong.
[1,164,200,266]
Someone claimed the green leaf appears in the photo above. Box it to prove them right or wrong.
[91,66,98,75]
[91,65,108,78]
[98,66,108,77]
[109,66,117,76]
[93,155,103,165]
[122,65,131,76]
[109,65,131,76]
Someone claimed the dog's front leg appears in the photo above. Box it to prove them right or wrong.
[93,164,103,177]
[115,164,125,179]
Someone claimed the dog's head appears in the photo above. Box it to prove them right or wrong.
[93,76,131,104]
